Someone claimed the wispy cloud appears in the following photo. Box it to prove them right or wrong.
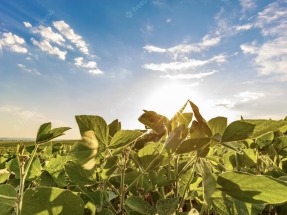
[239,0,256,13]
[0,32,27,53]
[74,57,103,75]
[160,70,217,80]
[143,54,226,72]
[143,34,221,60]
[240,1,287,80]
[17,63,40,75]
[215,91,264,108]
[53,20,89,55]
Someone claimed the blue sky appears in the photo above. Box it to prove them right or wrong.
[1,0,287,138]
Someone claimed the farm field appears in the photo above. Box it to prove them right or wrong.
[1,101,287,215]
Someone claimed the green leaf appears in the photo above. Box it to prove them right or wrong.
[76,115,109,145]
[109,130,142,149]
[36,122,70,144]
[0,184,17,215]
[175,138,210,154]
[218,171,287,204]
[6,157,41,181]
[201,160,216,207]
[221,121,255,142]
[211,190,265,215]
[22,187,84,215]
[165,125,187,152]
[138,110,168,135]
[188,101,212,137]
[36,171,58,187]
[138,142,164,169]
[0,169,10,184]
[100,156,118,180]
[80,194,96,215]
[222,120,287,143]
[156,197,179,215]
[98,208,114,215]
[207,117,227,136]
[108,119,121,137]
[65,161,97,186]
[274,136,287,156]
[125,195,156,215]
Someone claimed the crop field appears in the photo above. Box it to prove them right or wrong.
[1,100,287,215]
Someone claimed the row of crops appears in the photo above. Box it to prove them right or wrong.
[1,100,287,215]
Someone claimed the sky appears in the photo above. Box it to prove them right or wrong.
[1,0,287,139]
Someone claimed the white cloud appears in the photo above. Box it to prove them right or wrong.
[166,18,172,23]
[160,71,217,80]
[25,23,66,46]
[240,0,256,12]
[74,57,103,75]
[143,45,166,53]
[0,32,27,53]
[235,91,264,102]
[143,34,221,60]
[240,1,287,79]
[17,64,40,75]
[0,105,46,121]
[31,38,67,60]
[143,54,226,72]
[215,91,264,109]
[234,24,253,31]
[53,21,89,55]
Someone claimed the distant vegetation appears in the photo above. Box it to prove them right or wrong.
[1,100,287,215]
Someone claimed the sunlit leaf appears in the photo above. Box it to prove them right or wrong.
[125,195,156,215]
[109,130,142,149]
[218,171,287,204]
[22,187,84,215]
[36,122,70,144]
[138,110,168,135]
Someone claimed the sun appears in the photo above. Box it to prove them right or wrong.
[143,83,201,119]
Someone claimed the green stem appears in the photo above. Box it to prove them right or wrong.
[178,155,197,177]
[178,157,198,211]
[0,194,18,201]
[119,152,128,214]
[17,144,39,215]
[174,155,179,198]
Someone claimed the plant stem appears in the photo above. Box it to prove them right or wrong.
[17,144,39,215]
[174,155,180,198]
[178,156,198,211]
[0,194,18,201]
[119,151,128,214]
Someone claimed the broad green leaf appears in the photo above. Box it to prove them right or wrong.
[45,155,69,174]
[218,171,287,204]
[0,184,17,215]
[165,125,187,152]
[0,169,10,183]
[69,140,98,170]
[211,190,265,215]
[256,132,274,149]
[108,119,121,137]
[221,121,255,142]
[6,157,41,181]
[98,208,114,215]
[76,115,109,145]
[189,121,209,138]
[100,156,118,180]
[138,110,168,135]
[80,194,96,215]
[237,149,257,167]
[36,171,58,187]
[175,138,210,154]
[36,122,70,144]
[222,120,287,143]
[201,160,216,207]
[274,136,287,156]
[207,117,227,136]
[125,195,156,215]
[138,142,164,169]
[22,187,84,215]
[244,119,287,138]
[188,101,212,137]
[65,161,97,186]
[156,197,179,215]
[222,152,236,171]
[109,130,142,149]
